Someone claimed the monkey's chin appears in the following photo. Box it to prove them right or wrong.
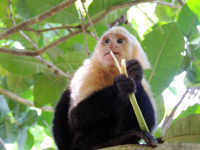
[103,54,117,64]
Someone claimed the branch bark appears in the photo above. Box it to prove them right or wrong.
[0,87,54,112]
[99,143,200,150]
[0,0,77,40]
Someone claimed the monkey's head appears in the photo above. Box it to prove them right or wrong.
[91,27,151,70]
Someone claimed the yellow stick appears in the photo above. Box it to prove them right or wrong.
[110,50,149,132]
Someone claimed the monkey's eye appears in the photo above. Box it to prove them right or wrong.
[117,39,124,43]
[104,39,110,44]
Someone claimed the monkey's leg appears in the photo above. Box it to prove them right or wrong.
[94,129,158,149]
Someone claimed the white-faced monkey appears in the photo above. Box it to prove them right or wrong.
[52,27,164,150]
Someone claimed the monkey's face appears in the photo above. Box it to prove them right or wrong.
[94,32,133,67]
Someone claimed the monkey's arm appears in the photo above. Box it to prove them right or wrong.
[69,81,128,128]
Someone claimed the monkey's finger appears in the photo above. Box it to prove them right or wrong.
[126,59,139,69]
[131,130,149,144]
[143,132,158,147]
[156,137,165,143]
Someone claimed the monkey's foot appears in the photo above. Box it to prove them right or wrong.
[130,130,158,147]
[156,137,165,143]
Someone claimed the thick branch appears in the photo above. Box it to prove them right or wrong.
[99,143,200,150]
[0,87,54,112]
[0,0,77,40]
[155,1,182,9]
[161,89,189,136]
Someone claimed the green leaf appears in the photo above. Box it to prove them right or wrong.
[0,53,47,75]
[96,7,129,26]
[143,23,185,98]
[17,0,36,20]
[154,127,163,138]
[155,95,165,124]
[0,97,10,116]
[88,0,131,17]
[186,61,200,84]
[165,114,200,143]
[0,120,18,143]
[168,86,177,95]
[46,47,65,62]
[17,127,27,148]
[33,74,69,107]
[22,130,34,150]
[27,0,79,24]
[120,24,141,43]
[20,110,38,126]
[7,73,39,94]
[172,104,200,124]
[177,0,200,37]
[54,52,87,73]
[7,100,28,120]
[38,111,53,128]
[176,55,191,75]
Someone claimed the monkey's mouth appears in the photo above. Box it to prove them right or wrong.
[104,52,120,59]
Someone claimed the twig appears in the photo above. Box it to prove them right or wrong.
[8,0,39,49]
[0,0,156,57]
[4,116,21,126]
[0,0,77,40]
[161,88,189,136]
[177,0,185,6]
[0,87,54,112]
[135,5,155,24]
[186,44,200,67]
[34,56,72,79]
[0,138,7,150]
[47,23,61,38]
[81,0,98,42]
[24,25,81,34]
[155,1,182,9]
[86,30,99,40]
[79,10,90,57]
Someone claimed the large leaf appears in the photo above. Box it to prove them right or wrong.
[17,0,36,20]
[33,74,69,107]
[19,110,38,126]
[27,0,79,24]
[155,95,165,124]
[54,52,87,73]
[0,53,47,75]
[7,100,28,120]
[172,104,200,124]
[177,0,200,37]
[38,111,53,128]
[142,23,185,98]
[17,127,27,148]
[23,130,34,150]
[0,97,10,116]
[7,73,39,94]
[0,120,18,143]
[186,61,200,84]
[165,114,200,143]
[46,47,65,62]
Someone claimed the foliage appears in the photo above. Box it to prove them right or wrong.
[0,0,199,149]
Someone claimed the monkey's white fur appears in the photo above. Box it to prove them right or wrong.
[69,27,157,125]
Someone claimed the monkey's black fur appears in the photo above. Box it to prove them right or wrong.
[52,60,157,150]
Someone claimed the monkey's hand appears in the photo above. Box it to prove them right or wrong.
[115,74,136,98]
[126,59,143,83]
[130,129,158,147]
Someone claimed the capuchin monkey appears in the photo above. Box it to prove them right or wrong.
[52,26,164,150]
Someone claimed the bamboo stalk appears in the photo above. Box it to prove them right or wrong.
[110,50,149,132]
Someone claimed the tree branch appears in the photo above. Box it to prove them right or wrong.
[161,89,189,136]
[79,10,90,57]
[0,0,77,40]
[135,5,155,24]
[99,143,200,150]
[0,0,157,57]
[81,0,98,42]
[0,87,54,112]
[0,138,7,150]
[155,1,182,9]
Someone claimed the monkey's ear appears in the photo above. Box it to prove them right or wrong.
[131,36,151,70]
